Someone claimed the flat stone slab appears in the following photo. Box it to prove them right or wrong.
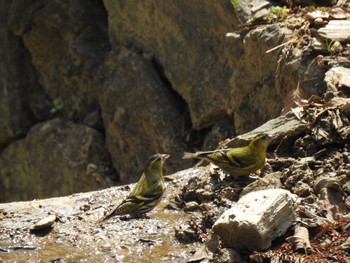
[318,20,350,42]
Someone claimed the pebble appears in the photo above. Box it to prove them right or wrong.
[30,215,56,231]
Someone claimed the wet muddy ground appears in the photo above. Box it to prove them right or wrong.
[0,169,203,262]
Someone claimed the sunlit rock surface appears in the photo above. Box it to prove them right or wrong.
[213,189,296,250]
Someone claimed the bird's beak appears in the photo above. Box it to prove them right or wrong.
[161,154,170,162]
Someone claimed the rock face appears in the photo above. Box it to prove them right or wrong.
[0,1,41,148]
[103,0,237,130]
[212,189,296,251]
[0,119,115,202]
[8,0,110,122]
[103,0,292,132]
[230,24,293,133]
[98,48,192,179]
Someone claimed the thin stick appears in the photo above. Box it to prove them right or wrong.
[266,39,293,53]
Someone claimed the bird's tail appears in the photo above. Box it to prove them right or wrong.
[97,209,115,224]
[183,150,217,160]
[182,152,198,159]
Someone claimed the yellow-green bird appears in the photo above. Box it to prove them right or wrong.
[183,134,268,176]
[100,153,169,221]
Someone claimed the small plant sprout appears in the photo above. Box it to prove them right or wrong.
[51,97,64,113]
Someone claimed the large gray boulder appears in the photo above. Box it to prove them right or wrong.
[98,48,192,180]
[0,119,115,202]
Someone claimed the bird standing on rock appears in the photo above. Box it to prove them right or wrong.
[100,153,169,221]
[183,134,268,176]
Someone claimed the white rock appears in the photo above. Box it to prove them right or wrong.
[325,67,350,91]
[31,214,56,230]
[212,189,296,251]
